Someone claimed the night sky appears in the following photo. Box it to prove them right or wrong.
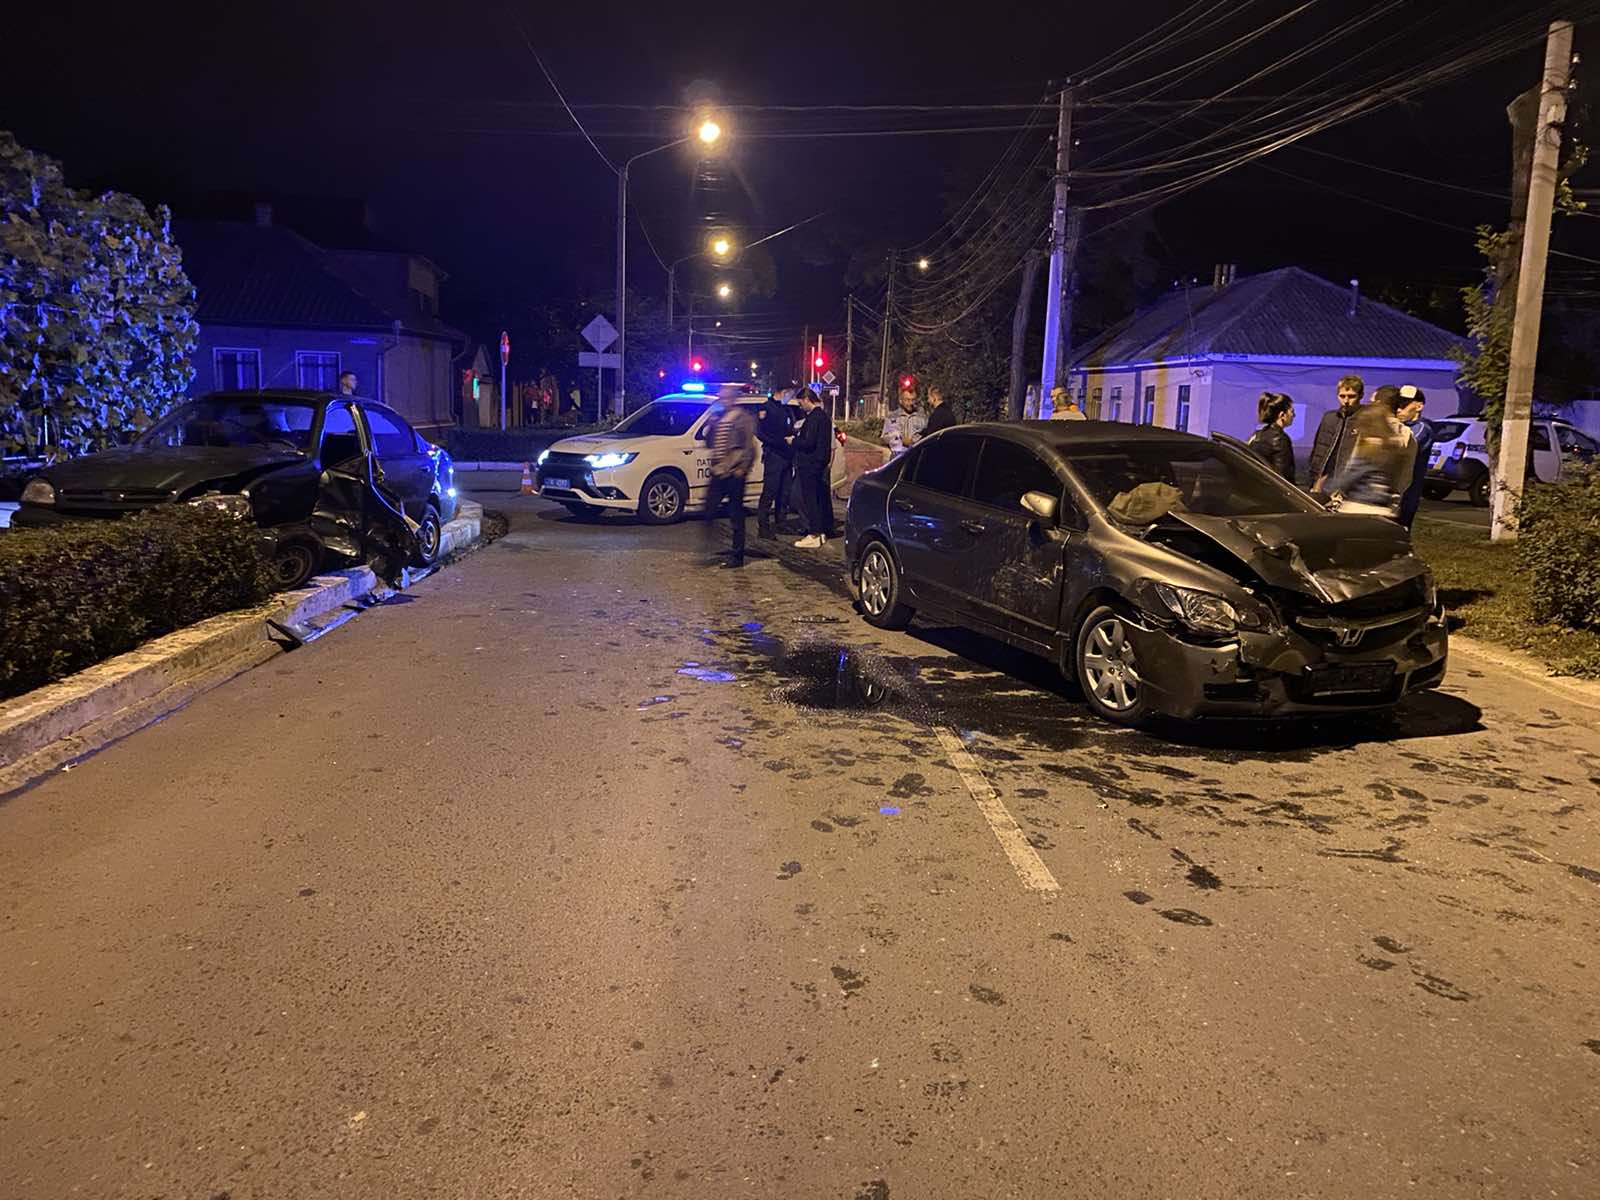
[7,0,1599,360]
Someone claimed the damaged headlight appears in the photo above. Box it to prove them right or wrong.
[1152,582,1268,636]
[186,492,253,520]
[21,479,55,506]
[584,451,637,470]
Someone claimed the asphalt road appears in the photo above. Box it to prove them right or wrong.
[2,490,1598,1200]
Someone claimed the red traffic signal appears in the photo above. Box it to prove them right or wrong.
[900,374,915,391]
[690,358,705,373]
[813,353,826,370]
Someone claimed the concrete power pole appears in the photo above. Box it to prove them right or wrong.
[1038,86,1074,414]
[1492,19,1574,541]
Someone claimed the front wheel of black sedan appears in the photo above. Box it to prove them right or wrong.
[856,541,913,630]
[412,502,443,566]
[1074,605,1153,726]
[271,539,321,591]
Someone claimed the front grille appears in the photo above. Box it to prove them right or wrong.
[540,452,594,472]
[1286,576,1429,650]
[57,488,175,514]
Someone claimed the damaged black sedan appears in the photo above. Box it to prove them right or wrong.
[12,390,456,588]
[845,422,1447,726]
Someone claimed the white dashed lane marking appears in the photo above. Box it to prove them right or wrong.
[934,726,1060,894]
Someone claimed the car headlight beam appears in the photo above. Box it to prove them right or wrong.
[536,449,550,467]
[584,451,637,470]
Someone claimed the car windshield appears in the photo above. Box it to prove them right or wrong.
[1066,439,1319,522]
[613,400,709,437]
[1429,420,1471,443]
[139,398,316,451]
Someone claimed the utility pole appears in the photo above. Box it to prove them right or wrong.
[1038,86,1074,414]
[615,165,628,422]
[1492,20,1573,542]
[877,249,896,415]
[845,294,855,416]
[802,324,809,386]
[1007,250,1044,420]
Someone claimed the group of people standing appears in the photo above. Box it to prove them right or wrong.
[883,383,958,455]
[699,385,839,569]
[1248,373,1433,527]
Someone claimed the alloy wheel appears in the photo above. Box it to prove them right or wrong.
[1082,615,1142,713]
[647,481,681,520]
[860,548,892,617]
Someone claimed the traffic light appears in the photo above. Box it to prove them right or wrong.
[690,358,705,373]
[900,374,915,392]
[813,352,826,370]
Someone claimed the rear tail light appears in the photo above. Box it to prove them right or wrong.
[1452,443,1465,460]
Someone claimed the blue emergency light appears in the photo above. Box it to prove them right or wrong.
[680,381,707,393]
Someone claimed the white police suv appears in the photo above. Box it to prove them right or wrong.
[535,383,847,523]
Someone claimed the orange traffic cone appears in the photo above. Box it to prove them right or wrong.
[520,462,535,495]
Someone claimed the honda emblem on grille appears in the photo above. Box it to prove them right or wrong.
[1335,627,1363,648]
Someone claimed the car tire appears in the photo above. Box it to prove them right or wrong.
[639,471,688,524]
[1074,605,1153,727]
[856,540,913,630]
[1421,480,1453,501]
[412,502,443,566]
[271,539,321,591]
[562,501,601,519]
[1467,467,1490,507]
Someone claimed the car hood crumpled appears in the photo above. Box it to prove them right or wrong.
[1167,511,1426,604]
[41,446,304,495]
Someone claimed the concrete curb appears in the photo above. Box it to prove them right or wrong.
[1448,633,1600,715]
[0,501,483,796]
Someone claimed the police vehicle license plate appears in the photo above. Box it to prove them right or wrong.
[544,477,570,489]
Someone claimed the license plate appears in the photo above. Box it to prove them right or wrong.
[1308,662,1395,695]
[543,477,570,489]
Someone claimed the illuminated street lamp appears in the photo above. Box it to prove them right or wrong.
[717,282,732,300]
[917,257,931,271]
[615,110,727,419]
[711,235,733,258]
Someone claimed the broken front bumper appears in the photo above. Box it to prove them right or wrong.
[1124,612,1448,719]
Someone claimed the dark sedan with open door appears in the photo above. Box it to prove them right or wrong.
[844,422,1448,726]
[12,391,457,589]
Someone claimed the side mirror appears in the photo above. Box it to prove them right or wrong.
[1021,490,1058,522]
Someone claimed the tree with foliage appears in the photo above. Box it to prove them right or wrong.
[1,131,198,457]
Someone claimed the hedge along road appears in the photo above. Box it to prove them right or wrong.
[1,493,1598,1200]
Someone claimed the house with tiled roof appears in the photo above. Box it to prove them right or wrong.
[173,205,466,430]
[1063,266,1470,467]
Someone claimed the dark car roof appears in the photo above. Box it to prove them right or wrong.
[938,420,1212,451]
[198,389,333,404]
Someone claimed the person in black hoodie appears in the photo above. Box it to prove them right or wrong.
[922,384,957,437]
[1247,392,1296,481]
[755,391,794,538]
[791,386,834,548]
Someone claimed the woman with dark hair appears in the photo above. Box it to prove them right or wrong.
[1247,391,1296,481]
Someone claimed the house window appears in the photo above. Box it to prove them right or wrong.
[214,348,261,390]
[1142,385,1157,425]
[1110,386,1123,422]
[1176,384,1191,433]
[296,351,341,391]
[1089,387,1102,420]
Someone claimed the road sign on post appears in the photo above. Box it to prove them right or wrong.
[582,315,618,353]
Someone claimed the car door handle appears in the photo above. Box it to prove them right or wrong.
[960,519,986,534]
[891,499,915,512]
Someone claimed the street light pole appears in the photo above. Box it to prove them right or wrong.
[615,163,628,422]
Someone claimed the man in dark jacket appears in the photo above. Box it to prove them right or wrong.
[755,392,793,538]
[1395,385,1433,529]
[703,400,757,568]
[923,385,957,437]
[791,387,834,548]
[1309,374,1364,489]
[1247,392,1296,481]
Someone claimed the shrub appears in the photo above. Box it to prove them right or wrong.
[1517,462,1600,631]
[0,506,275,699]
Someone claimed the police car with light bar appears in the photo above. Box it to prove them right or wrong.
[535,382,847,523]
